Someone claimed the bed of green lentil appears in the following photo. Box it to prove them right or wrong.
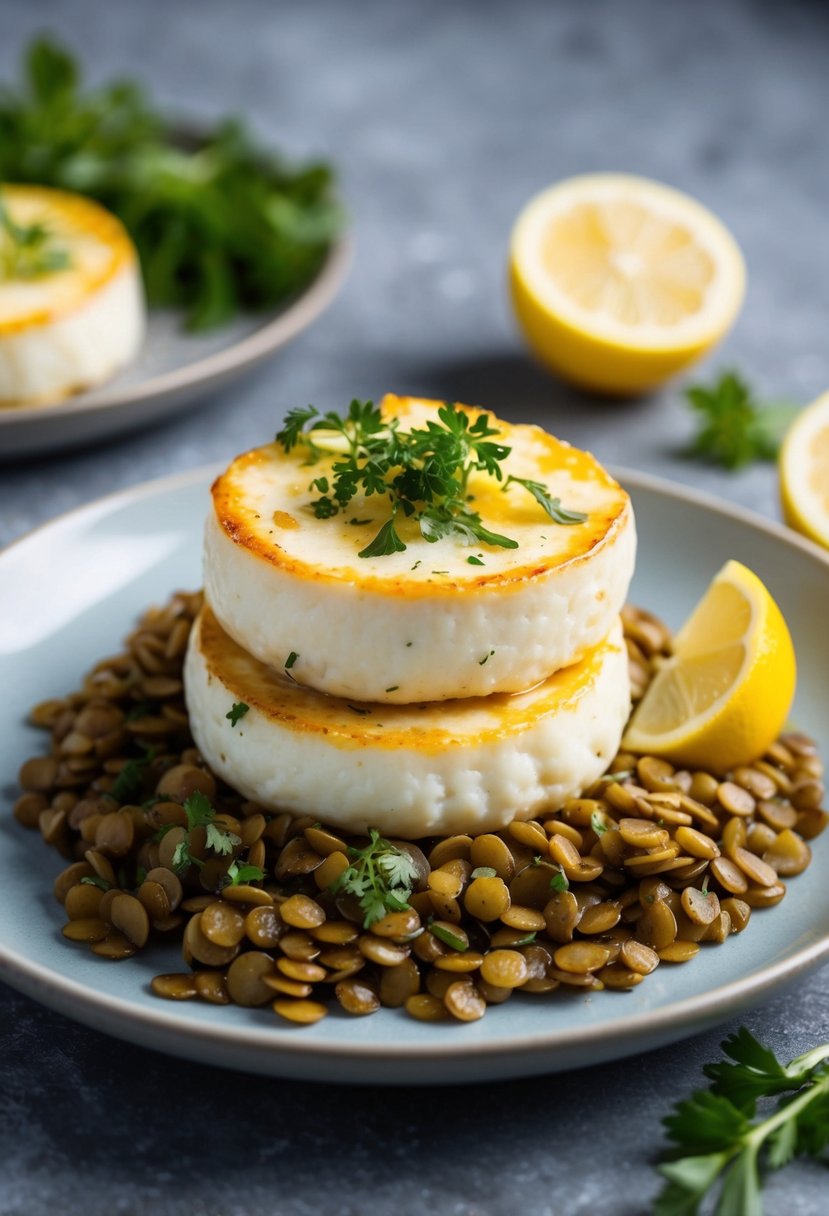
[12,592,827,1025]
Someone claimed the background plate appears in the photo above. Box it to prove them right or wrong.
[0,466,828,1085]
[0,238,350,460]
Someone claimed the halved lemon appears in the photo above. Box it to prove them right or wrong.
[623,560,795,772]
[509,173,746,394]
[779,391,829,549]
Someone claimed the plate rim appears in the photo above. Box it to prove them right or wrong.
[0,234,352,431]
[2,461,829,1067]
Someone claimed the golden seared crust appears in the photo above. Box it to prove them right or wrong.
[210,394,631,598]
[0,185,137,334]
[196,603,617,755]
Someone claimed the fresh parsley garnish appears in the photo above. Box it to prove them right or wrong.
[80,875,112,891]
[590,810,609,836]
[467,555,485,566]
[428,920,468,952]
[550,868,569,893]
[0,192,71,280]
[479,650,495,666]
[275,399,587,558]
[171,791,241,872]
[656,1028,829,1214]
[0,37,341,328]
[225,701,249,727]
[330,828,418,929]
[684,371,798,470]
[106,745,157,804]
[223,860,266,887]
[285,651,299,670]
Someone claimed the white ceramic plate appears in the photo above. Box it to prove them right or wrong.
[1,466,828,1085]
[0,238,350,459]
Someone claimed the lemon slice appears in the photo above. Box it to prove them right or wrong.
[623,560,795,771]
[509,173,746,394]
[780,391,829,549]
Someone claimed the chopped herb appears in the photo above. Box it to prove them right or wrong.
[684,371,798,470]
[509,931,538,948]
[172,791,241,871]
[223,861,266,887]
[701,878,709,896]
[550,868,569,893]
[285,651,299,670]
[171,839,200,873]
[601,769,635,784]
[405,641,413,647]
[225,701,249,727]
[431,570,449,576]
[411,560,422,571]
[384,685,399,693]
[428,921,468,952]
[0,37,341,328]
[153,822,178,841]
[655,1028,829,1214]
[330,828,419,929]
[80,875,112,891]
[0,191,71,280]
[467,555,485,566]
[347,704,371,716]
[275,399,588,558]
[106,745,157,804]
[479,650,495,666]
[504,475,588,525]
[590,810,609,836]
[471,866,497,879]
[349,517,371,526]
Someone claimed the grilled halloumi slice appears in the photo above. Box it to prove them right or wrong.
[0,185,144,407]
[185,606,630,838]
[205,396,636,703]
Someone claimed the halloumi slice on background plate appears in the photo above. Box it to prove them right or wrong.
[0,185,145,407]
[185,605,630,838]
[204,396,636,703]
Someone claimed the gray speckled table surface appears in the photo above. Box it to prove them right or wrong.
[2,1,829,1213]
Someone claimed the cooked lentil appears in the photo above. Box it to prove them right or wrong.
[11,592,825,1026]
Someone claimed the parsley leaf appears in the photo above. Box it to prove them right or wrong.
[550,868,569,893]
[0,191,71,280]
[330,828,419,929]
[276,399,587,557]
[656,1029,829,1214]
[223,861,266,887]
[106,745,157,805]
[505,476,588,525]
[176,790,241,869]
[684,371,798,470]
[225,701,249,727]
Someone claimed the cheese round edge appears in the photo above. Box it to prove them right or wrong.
[204,396,636,703]
[184,606,631,838]
[0,185,145,407]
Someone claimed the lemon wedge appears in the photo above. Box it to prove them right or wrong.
[780,391,829,550]
[623,560,795,771]
[509,173,746,394]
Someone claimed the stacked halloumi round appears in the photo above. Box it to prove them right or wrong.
[185,396,637,836]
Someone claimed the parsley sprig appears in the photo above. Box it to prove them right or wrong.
[170,791,241,874]
[0,193,71,280]
[656,1028,829,1214]
[684,371,797,469]
[276,399,587,558]
[330,828,419,928]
